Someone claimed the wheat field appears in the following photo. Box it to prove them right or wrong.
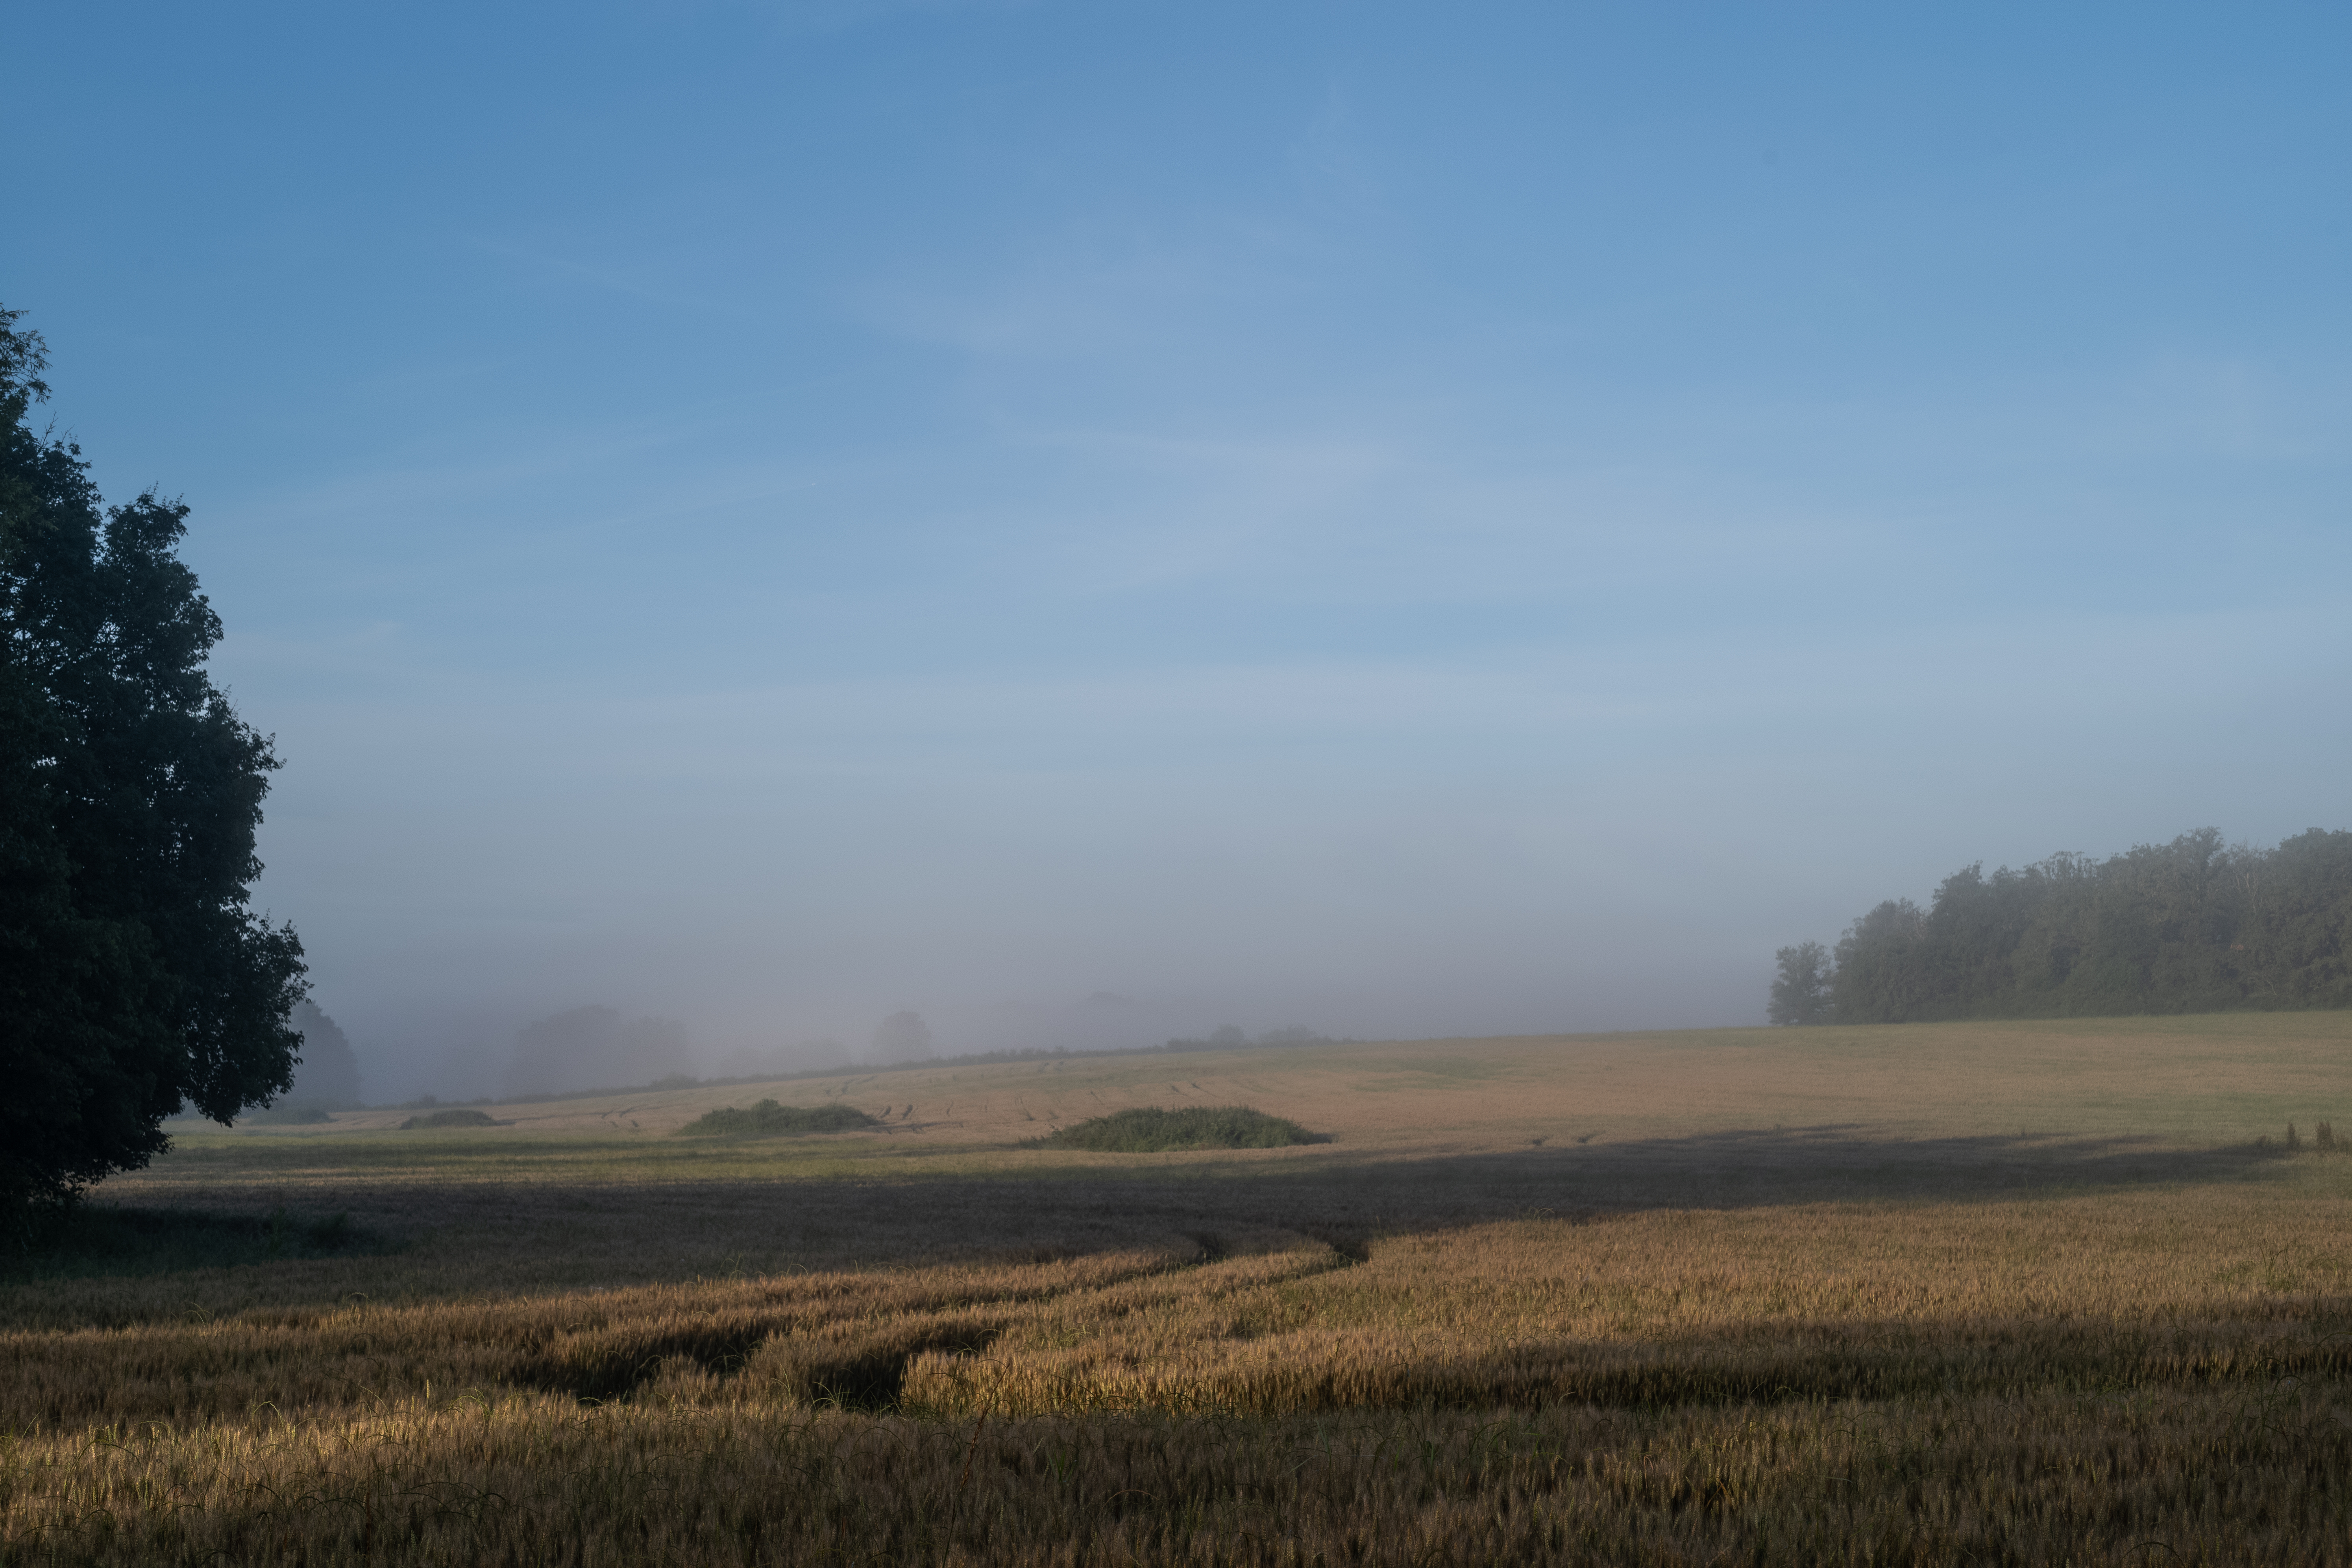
[7,1014,2352,1564]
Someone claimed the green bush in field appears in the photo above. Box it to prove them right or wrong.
[680,1100,880,1137]
[1026,1106,1320,1152]
[398,1109,504,1130]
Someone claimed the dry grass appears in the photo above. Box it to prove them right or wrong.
[10,1014,2352,1563]
[11,1387,2350,1566]
[907,1192,2352,1418]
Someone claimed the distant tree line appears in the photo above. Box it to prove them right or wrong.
[1771,828,2352,1025]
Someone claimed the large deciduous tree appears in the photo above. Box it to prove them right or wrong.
[1,305,305,1210]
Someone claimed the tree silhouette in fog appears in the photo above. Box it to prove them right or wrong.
[868,1011,934,1065]
[1768,943,1835,1025]
[503,1005,690,1097]
[287,1000,363,1106]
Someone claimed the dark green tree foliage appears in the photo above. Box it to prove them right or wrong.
[1788,828,2352,1024]
[0,306,305,1208]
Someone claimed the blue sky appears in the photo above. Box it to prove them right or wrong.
[7,3,2348,1094]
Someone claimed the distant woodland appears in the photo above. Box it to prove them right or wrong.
[1772,828,2352,1025]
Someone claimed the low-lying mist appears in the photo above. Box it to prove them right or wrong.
[318,989,1374,1107]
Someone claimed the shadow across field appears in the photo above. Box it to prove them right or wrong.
[796,1124,2316,1252]
[1470,1122,2311,1206]
[22,1125,2328,1308]
[2,1203,398,1285]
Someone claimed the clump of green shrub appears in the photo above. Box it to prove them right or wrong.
[679,1100,880,1137]
[1025,1106,1322,1152]
[399,1108,505,1130]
